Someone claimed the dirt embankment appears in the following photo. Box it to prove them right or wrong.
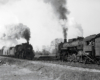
[0,57,100,80]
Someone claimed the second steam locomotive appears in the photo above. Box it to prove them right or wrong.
[57,33,100,64]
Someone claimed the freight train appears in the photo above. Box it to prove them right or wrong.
[57,33,100,64]
[1,43,35,60]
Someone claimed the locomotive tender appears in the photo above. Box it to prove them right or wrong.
[57,33,100,64]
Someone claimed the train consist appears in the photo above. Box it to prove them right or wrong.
[1,33,100,64]
[57,33,100,64]
[1,43,35,60]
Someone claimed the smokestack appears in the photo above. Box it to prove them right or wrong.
[64,39,67,43]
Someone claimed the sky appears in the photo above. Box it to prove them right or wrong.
[67,0,100,36]
[0,0,100,51]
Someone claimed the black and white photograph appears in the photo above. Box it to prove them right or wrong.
[0,0,100,80]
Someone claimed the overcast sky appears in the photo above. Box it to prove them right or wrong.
[67,0,100,36]
[0,0,100,50]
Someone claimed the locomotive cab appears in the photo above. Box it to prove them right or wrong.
[83,35,96,57]
[83,34,100,64]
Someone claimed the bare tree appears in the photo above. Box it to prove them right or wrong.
[50,38,63,55]
[42,45,50,55]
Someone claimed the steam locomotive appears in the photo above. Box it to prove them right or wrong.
[2,43,35,60]
[57,33,100,64]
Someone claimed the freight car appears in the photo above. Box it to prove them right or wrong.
[57,33,100,64]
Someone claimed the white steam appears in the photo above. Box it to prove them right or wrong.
[67,17,83,39]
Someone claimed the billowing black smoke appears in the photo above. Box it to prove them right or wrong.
[21,28,30,43]
[44,0,69,42]
[44,0,68,19]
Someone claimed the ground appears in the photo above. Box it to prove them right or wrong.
[0,63,53,80]
[0,56,100,80]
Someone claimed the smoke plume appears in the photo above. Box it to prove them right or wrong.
[44,0,69,19]
[0,0,75,50]
[44,0,69,41]
[0,23,30,42]
[21,28,30,43]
